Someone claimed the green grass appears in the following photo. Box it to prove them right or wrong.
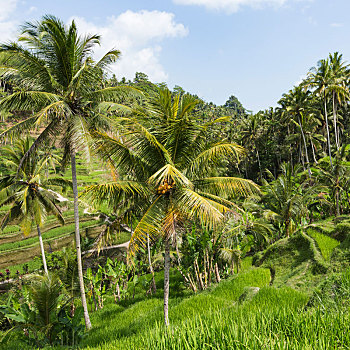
[0,220,99,253]
[79,269,348,350]
[2,264,350,350]
[5,267,349,350]
[3,259,42,274]
[307,228,340,261]
[0,210,85,239]
[254,233,328,291]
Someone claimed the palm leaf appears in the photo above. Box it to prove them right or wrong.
[195,177,260,197]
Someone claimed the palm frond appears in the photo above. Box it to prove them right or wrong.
[128,196,165,258]
[0,91,61,112]
[174,187,225,228]
[82,181,149,208]
[0,115,40,142]
[195,177,260,198]
[17,119,62,174]
[88,85,142,102]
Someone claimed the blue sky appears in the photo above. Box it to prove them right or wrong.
[1,0,349,112]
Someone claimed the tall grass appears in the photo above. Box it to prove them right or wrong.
[3,268,350,350]
[307,228,340,260]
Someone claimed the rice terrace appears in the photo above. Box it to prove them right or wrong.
[0,1,349,349]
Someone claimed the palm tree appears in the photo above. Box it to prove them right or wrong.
[0,15,138,329]
[0,137,67,274]
[280,86,314,178]
[305,59,334,167]
[262,163,321,237]
[315,145,350,216]
[240,112,264,181]
[328,52,349,149]
[83,87,260,326]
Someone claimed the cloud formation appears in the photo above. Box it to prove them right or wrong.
[0,0,19,41]
[173,0,288,13]
[72,10,188,82]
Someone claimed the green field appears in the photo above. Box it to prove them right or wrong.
[3,266,350,350]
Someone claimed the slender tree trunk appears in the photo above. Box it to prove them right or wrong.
[147,234,156,293]
[310,137,318,164]
[214,263,221,283]
[300,144,306,171]
[116,283,120,302]
[37,225,48,275]
[256,147,263,182]
[324,91,333,167]
[71,152,92,330]
[333,92,339,150]
[163,238,170,327]
[287,125,293,168]
[298,116,312,179]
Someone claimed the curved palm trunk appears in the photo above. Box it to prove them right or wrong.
[37,225,48,275]
[71,153,92,330]
[310,137,318,164]
[163,237,170,327]
[324,91,333,168]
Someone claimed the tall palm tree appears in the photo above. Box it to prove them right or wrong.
[280,86,314,178]
[0,137,67,274]
[0,16,138,329]
[305,59,334,167]
[328,52,349,149]
[83,87,260,326]
[240,112,264,181]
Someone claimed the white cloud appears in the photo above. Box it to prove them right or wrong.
[0,0,17,21]
[0,0,19,41]
[173,0,290,13]
[330,23,343,28]
[71,10,188,82]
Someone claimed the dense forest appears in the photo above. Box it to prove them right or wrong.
[0,15,349,349]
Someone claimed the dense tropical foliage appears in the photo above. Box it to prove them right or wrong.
[0,14,349,349]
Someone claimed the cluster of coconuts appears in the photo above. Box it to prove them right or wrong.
[156,179,174,195]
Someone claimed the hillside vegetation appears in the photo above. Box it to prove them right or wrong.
[0,15,349,350]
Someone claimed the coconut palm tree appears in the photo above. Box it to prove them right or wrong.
[315,145,350,216]
[305,59,334,167]
[262,163,322,236]
[0,137,68,274]
[240,112,264,181]
[83,87,260,326]
[328,52,349,149]
[0,15,139,329]
[280,86,314,178]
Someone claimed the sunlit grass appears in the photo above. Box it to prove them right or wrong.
[0,220,99,253]
[307,228,340,261]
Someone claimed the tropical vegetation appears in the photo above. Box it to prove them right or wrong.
[0,14,349,350]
